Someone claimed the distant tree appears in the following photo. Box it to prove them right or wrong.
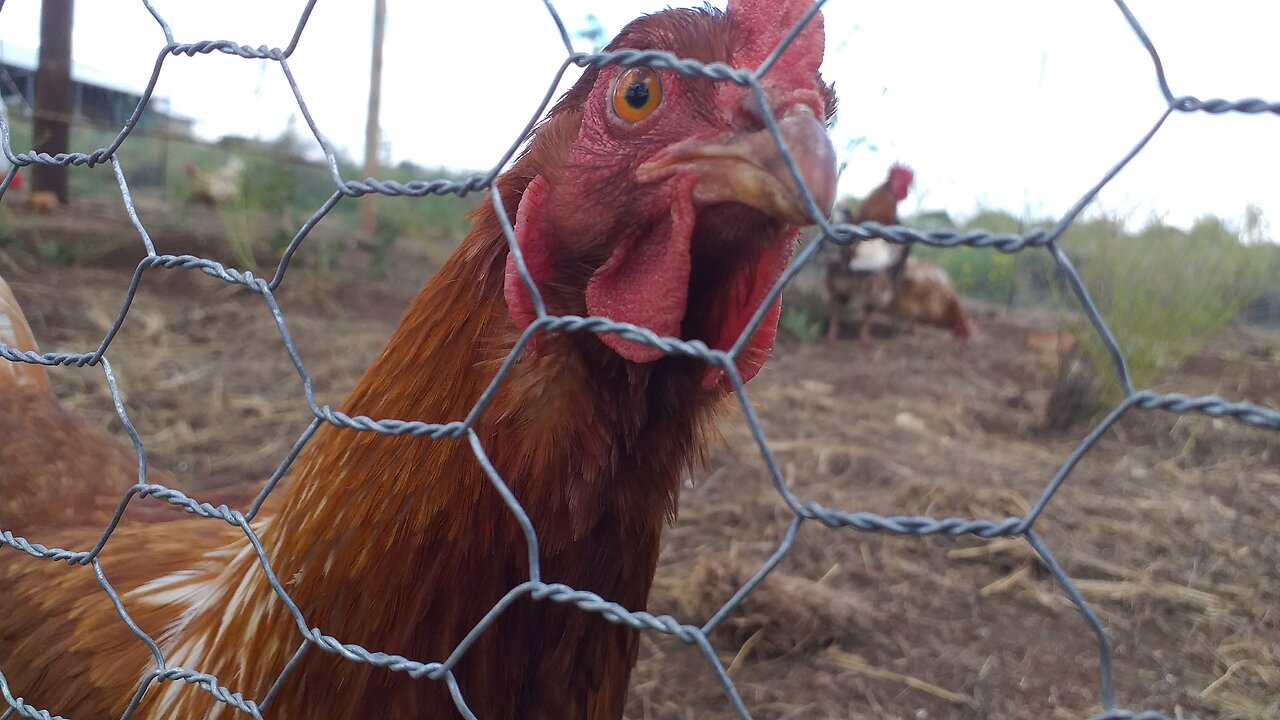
[575,14,607,54]
[1241,203,1271,245]
[910,209,955,230]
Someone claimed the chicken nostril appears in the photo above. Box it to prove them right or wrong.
[737,87,820,135]
[737,87,783,131]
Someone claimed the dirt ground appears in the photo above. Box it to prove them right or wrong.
[2,198,1278,720]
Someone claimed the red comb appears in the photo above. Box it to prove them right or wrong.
[888,163,914,200]
[728,0,825,86]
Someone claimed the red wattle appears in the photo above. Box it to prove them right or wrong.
[585,182,696,364]
[504,175,556,333]
[701,229,796,390]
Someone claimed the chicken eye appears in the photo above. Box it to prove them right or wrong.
[611,67,662,124]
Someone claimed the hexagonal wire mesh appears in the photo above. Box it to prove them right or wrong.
[1,0,1278,719]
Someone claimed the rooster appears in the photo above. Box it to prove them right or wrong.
[184,156,245,207]
[0,2,837,719]
[825,163,913,342]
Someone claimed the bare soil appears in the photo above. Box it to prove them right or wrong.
[3,198,1277,720]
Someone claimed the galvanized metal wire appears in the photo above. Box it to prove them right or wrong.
[1,1,1278,718]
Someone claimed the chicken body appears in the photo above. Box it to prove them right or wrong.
[0,274,155,542]
[825,165,976,342]
[0,275,273,541]
[887,256,976,339]
[185,156,245,207]
[0,2,837,719]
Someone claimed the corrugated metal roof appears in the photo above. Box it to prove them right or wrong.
[0,41,146,98]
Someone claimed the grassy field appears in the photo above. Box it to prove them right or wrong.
[4,113,483,274]
[915,207,1280,412]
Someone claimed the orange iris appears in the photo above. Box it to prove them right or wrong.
[611,67,662,123]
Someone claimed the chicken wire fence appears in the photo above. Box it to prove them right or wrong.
[1,1,1278,719]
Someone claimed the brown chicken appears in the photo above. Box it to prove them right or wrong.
[1,273,148,540]
[825,163,913,342]
[0,277,267,541]
[887,256,978,340]
[0,3,837,720]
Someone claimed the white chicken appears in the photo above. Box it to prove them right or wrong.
[184,156,245,207]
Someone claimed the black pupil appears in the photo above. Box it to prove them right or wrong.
[624,80,650,110]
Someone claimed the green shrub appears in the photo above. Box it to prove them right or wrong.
[779,304,824,343]
[1053,213,1279,407]
[3,113,483,271]
[909,208,1057,307]
[904,202,1278,416]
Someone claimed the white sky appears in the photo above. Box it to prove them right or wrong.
[1,0,1276,235]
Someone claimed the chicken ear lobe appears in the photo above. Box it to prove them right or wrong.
[585,179,697,364]
[505,174,560,334]
[504,175,697,366]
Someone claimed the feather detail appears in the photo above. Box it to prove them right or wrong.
[846,238,900,273]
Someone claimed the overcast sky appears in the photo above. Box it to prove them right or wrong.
[1,1,1276,236]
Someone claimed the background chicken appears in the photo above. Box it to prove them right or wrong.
[0,2,836,719]
[825,164,977,342]
[184,156,245,207]
[887,256,978,340]
[825,163,913,342]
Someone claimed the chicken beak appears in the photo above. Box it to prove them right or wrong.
[637,105,837,226]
